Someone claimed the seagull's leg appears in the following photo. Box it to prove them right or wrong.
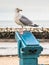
[18,26,24,34]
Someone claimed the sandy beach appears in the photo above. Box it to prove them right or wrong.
[0,41,49,65]
[0,56,49,65]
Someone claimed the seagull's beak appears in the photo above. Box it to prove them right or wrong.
[20,9,22,11]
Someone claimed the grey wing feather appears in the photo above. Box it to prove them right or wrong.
[19,15,33,26]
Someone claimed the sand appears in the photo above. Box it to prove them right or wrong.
[0,56,49,65]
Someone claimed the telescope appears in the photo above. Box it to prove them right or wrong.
[15,31,43,65]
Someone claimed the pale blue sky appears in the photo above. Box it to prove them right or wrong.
[0,0,49,26]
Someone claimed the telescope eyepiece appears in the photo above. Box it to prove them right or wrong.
[29,49,37,54]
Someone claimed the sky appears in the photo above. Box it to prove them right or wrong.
[0,0,49,27]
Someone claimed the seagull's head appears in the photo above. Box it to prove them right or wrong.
[16,8,22,13]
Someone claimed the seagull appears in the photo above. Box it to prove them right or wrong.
[15,8,38,28]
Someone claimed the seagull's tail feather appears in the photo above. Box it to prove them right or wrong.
[28,24,39,27]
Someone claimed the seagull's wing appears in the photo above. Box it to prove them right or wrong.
[19,15,33,26]
[19,15,39,27]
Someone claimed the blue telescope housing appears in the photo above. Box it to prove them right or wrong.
[15,31,43,65]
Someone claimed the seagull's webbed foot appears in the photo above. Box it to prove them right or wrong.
[18,27,24,34]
